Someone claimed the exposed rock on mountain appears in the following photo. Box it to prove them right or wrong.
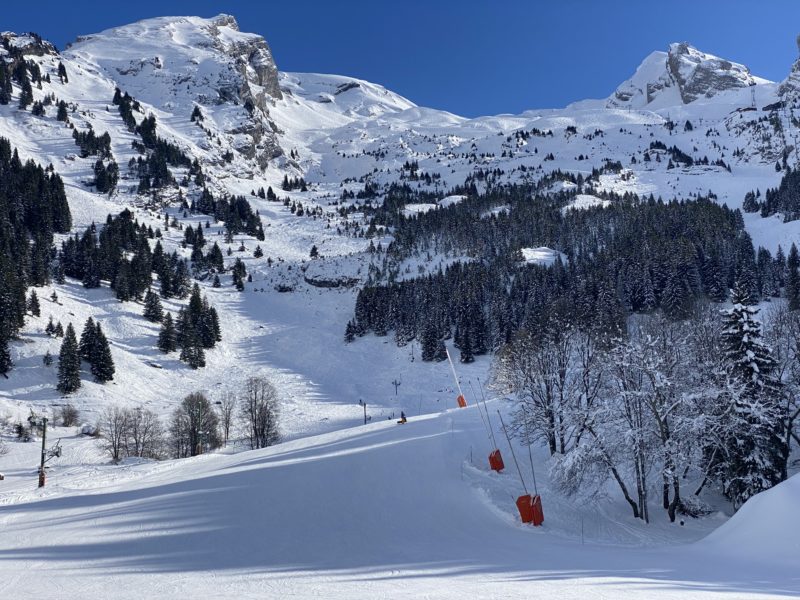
[65,14,284,168]
[608,42,760,108]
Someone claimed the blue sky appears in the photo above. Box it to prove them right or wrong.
[5,1,800,116]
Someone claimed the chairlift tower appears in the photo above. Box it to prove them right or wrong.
[27,414,62,488]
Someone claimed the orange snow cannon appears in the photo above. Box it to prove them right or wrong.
[488,449,505,472]
[516,494,544,526]
[456,394,467,408]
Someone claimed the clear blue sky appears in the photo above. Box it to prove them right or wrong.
[5,1,800,117]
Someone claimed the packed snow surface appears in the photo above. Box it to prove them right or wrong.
[0,405,795,599]
[521,247,565,266]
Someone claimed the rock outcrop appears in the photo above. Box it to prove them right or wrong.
[608,43,758,108]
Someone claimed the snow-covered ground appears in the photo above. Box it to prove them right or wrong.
[0,404,795,599]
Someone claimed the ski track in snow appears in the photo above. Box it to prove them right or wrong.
[1,406,796,599]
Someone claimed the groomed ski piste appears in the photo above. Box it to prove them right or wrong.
[0,401,797,599]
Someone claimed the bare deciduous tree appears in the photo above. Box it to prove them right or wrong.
[125,406,164,459]
[239,377,280,450]
[100,406,129,462]
[217,391,237,447]
[59,403,80,427]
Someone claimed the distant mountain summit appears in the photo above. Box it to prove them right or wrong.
[607,42,764,109]
[64,14,284,168]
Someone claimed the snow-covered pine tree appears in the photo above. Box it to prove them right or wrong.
[719,281,786,507]
[57,324,81,394]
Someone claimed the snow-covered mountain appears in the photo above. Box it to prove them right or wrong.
[605,42,764,109]
[1,14,800,597]
[2,9,800,449]
[3,10,800,435]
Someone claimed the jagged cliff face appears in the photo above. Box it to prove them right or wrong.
[0,31,58,57]
[65,14,283,167]
[667,42,756,103]
[607,42,759,109]
[778,35,800,102]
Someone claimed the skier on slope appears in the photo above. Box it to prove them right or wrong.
[397,411,407,424]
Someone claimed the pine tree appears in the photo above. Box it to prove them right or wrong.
[459,328,474,363]
[56,100,68,122]
[158,313,177,353]
[114,262,131,301]
[662,269,691,320]
[0,333,12,377]
[787,243,800,310]
[142,289,163,322]
[45,316,55,336]
[421,323,439,362]
[57,324,81,394]
[42,350,53,367]
[79,317,96,362]
[344,320,356,343]
[180,325,205,369]
[27,290,40,316]
[434,339,448,362]
[90,323,114,382]
[719,281,786,507]
[82,257,101,288]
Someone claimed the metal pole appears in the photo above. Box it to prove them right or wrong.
[38,417,47,488]
[497,411,528,495]
[468,380,493,444]
[363,402,367,425]
[477,378,499,449]
[445,347,464,405]
[520,403,539,496]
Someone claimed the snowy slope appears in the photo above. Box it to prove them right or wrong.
[1,13,799,440]
[0,16,800,597]
[0,405,793,599]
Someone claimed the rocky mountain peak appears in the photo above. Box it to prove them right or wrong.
[0,31,58,57]
[666,42,756,103]
[608,42,759,109]
[778,34,800,101]
[64,14,284,168]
